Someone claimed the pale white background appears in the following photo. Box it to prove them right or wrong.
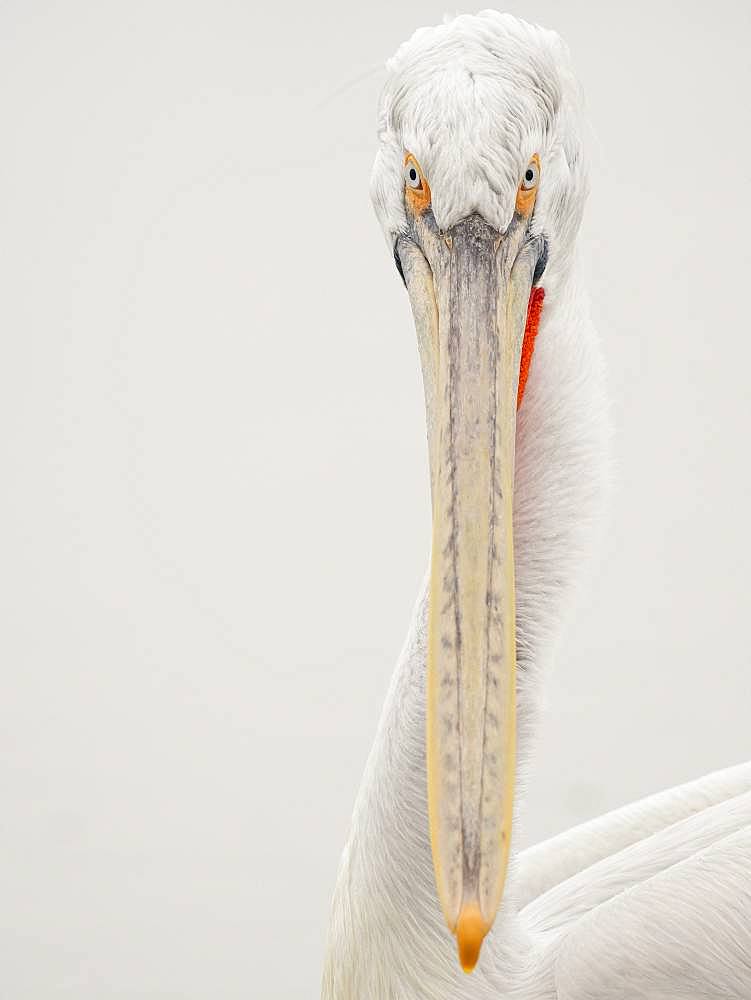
[1,1,749,997]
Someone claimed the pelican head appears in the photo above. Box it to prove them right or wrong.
[370,11,589,972]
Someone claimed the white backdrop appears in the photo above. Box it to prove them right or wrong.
[1,1,749,997]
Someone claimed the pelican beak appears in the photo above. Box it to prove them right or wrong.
[397,211,544,973]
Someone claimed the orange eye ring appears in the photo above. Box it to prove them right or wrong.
[515,154,540,216]
[404,153,431,215]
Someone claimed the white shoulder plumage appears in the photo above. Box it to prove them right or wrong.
[516,760,751,911]
[554,822,751,998]
[508,763,751,998]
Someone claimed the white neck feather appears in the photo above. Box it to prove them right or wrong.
[323,267,609,999]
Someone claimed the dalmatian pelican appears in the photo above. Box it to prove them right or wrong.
[322,11,751,999]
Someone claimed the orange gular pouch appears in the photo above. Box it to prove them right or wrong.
[517,286,545,410]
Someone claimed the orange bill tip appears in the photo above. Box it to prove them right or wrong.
[455,903,489,973]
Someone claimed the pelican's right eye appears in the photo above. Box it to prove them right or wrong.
[403,153,431,214]
[405,162,422,189]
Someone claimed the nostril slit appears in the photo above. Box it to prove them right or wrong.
[394,246,407,287]
[533,238,548,285]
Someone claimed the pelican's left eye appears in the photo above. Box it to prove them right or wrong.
[521,160,539,191]
[405,162,422,189]
[515,154,540,216]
